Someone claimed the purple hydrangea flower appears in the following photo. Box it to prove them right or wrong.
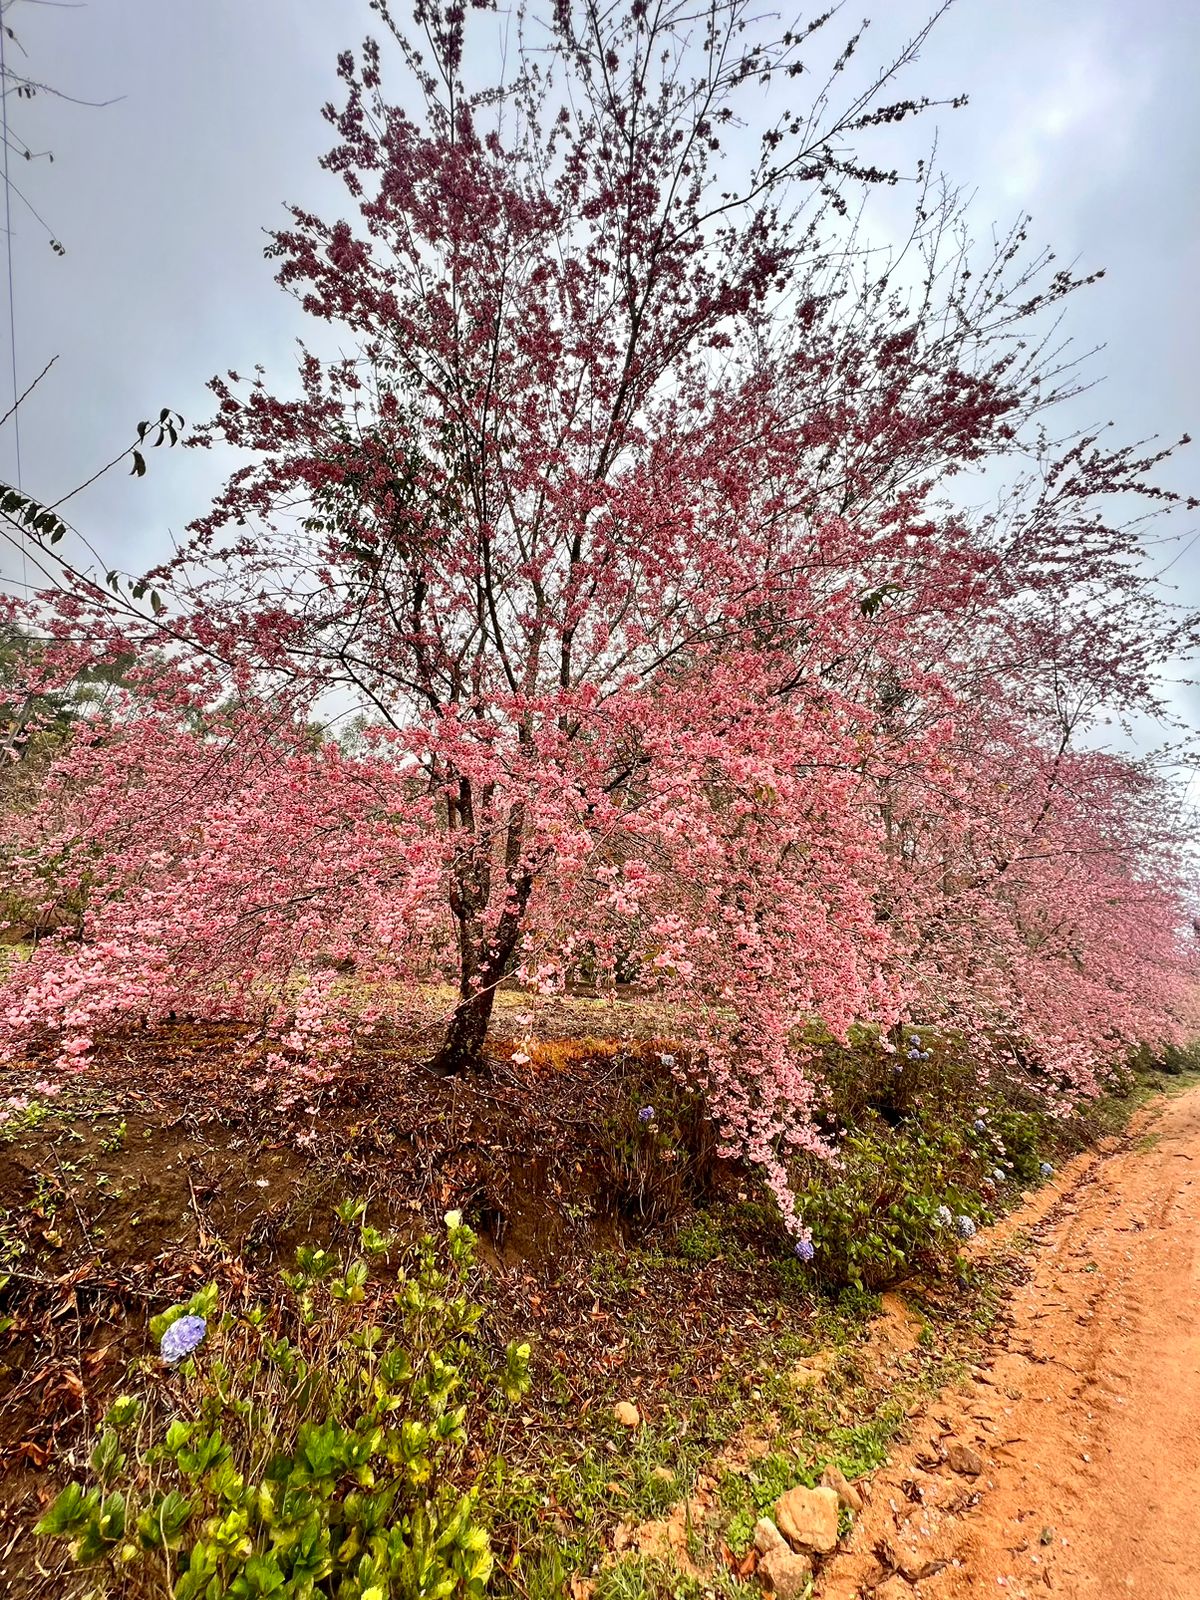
[793,1236,815,1263]
[954,1215,976,1240]
[973,1118,987,1133]
[935,1204,953,1229]
[637,1106,655,1124]
[1040,1161,1054,1177]
[160,1314,207,1364]
[992,1168,1006,1183]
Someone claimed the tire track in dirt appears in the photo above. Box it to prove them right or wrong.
[817,1085,1200,1600]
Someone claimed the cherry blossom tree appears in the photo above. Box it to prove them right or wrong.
[1,0,1197,1230]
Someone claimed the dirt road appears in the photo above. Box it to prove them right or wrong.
[818,1084,1200,1600]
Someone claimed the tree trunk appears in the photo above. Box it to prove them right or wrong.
[427,790,532,1077]
[427,983,498,1077]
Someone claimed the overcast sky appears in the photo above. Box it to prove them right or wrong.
[2,0,1197,732]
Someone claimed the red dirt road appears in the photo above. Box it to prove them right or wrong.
[818,1085,1200,1600]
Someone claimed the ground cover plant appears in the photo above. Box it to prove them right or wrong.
[35,1206,524,1599]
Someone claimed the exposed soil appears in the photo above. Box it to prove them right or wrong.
[816,1083,1200,1600]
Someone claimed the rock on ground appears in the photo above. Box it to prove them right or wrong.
[754,1517,789,1556]
[758,1545,814,1599]
[775,1484,840,1554]
[945,1442,983,1478]
[820,1464,864,1514]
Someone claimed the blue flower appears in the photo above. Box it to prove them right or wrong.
[919,1051,931,1061]
[954,1215,976,1240]
[908,1035,921,1047]
[907,1049,920,1060]
[637,1106,655,1124]
[973,1118,987,1133]
[1040,1161,1054,1178]
[935,1204,953,1229]
[160,1314,207,1365]
[794,1237,815,1263]
[992,1168,1006,1183]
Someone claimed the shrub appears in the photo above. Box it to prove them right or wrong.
[789,1120,985,1290]
[981,1105,1044,1184]
[37,1206,530,1599]
[594,1064,721,1229]
[1129,1038,1200,1078]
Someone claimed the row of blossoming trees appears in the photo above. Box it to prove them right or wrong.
[1,0,1197,1228]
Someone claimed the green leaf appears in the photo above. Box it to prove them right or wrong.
[35,1482,99,1538]
[240,1551,287,1594]
[137,1489,194,1550]
[97,1490,127,1543]
[104,1395,142,1432]
[150,1305,186,1343]
[163,1418,195,1456]
[89,1429,126,1485]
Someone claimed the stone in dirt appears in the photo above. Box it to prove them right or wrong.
[615,1498,712,1579]
[613,1401,640,1427]
[786,1350,835,1389]
[945,1441,984,1477]
[757,1545,814,1599]
[820,1463,864,1514]
[775,1484,840,1553]
[753,1518,788,1556]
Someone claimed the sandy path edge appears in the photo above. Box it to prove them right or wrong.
[815,1083,1200,1600]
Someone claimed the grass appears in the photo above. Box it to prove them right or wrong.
[594,1555,712,1600]
[473,1235,1021,1597]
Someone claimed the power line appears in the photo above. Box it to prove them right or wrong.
[0,0,30,592]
